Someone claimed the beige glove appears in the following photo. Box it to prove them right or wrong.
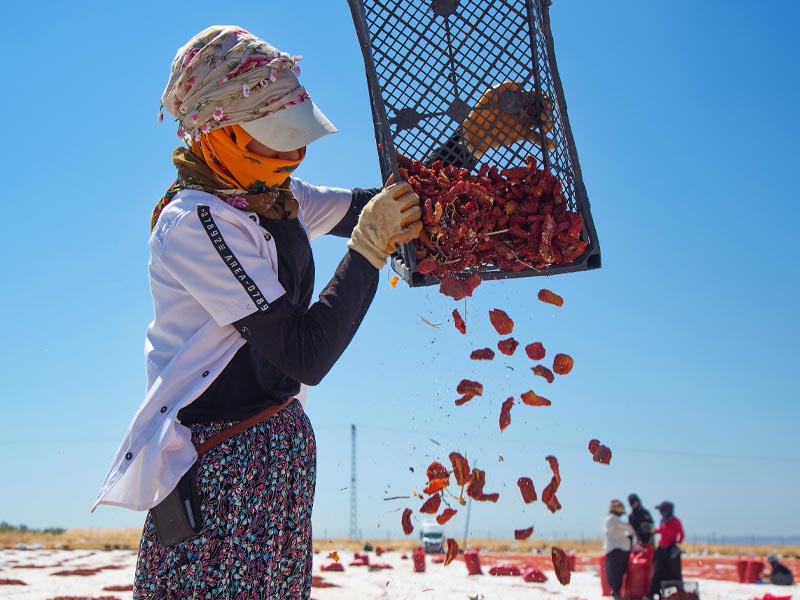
[348,182,423,269]
[463,81,555,155]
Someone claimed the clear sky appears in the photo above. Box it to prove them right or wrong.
[1,1,798,544]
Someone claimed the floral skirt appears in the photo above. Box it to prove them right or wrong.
[133,399,316,599]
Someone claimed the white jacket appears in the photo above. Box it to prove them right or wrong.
[93,179,351,512]
[603,513,634,553]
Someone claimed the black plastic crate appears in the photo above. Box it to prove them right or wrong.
[347,0,601,286]
[660,580,700,600]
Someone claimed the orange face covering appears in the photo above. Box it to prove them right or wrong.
[191,125,305,192]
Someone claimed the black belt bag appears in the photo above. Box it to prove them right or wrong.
[151,462,202,546]
[150,400,292,547]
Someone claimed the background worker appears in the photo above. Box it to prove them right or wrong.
[765,554,794,585]
[604,498,636,600]
[628,493,655,547]
[649,500,685,598]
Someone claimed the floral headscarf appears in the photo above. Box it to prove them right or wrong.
[159,25,306,141]
[152,26,313,229]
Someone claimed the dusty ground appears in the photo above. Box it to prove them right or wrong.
[0,547,796,600]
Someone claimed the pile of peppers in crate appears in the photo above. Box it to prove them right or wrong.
[398,154,587,278]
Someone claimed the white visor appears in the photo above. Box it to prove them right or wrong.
[240,100,337,152]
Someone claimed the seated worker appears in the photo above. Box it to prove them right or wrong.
[766,555,794,586]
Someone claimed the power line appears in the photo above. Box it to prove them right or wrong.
[324,423,800,464]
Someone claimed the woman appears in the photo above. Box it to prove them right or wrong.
[604,498,635,600]
[649,500,685,598]
[92,25,421,599]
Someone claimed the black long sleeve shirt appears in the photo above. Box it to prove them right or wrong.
[178,188,378,424]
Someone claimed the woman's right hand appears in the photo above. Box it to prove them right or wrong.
[347,182,422,269]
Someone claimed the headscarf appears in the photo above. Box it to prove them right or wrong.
[656,501,674,522]
[159,26,306,141]
[609,499,626,515]
[152,26,312,228]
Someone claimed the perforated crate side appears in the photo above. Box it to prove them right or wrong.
[348,0,600,286]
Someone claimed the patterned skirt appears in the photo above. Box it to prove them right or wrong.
[133,399,316,599]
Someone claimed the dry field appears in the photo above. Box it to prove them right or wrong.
[2,529,798,559]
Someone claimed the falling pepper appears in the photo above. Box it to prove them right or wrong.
[517,476,537,504]
[553,353,574,375]
[444,538,459,566]
[452,308,466,334]
[437,508,458,525]
[538,288,564,307]
[489,308,514,335]
[499,397,514,432]
[532,364,555,383]
[551,546,571,585]
[521,390,551,406]
[401,508,414,535]
[514,526,535,540]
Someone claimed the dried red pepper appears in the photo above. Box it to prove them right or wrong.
[594,445,613,464]
[589,439,613,464]
[541,480,562,513]
[532,364,554,383]
[449,452,471,486]
[551,546,571,585]
[517,476,537,504]
[525,342,546,361]
[514,526,535,540]
[455,395,475,406]
[424,462,450,494]
[455,394,475,406]
[437,507,458,525]
[470,348,495,360]
[444,538,459,566]
[497,337,519,356]
[427,461,449,480]
[419,494,442,514]
[545,455,561,487]
[401,155,588,281]
[489,308,514,335]
[466,468,499,502]
[439,273,482,301]
[520,390,551,406]
[452,308,466,334]
[538,288,564,307]
[423,478,449,495]
[401,508,414,535]
[540,456,562,513]
[416,257,438,275]
[546,494,562,513]
[499,397,514,432]
[553,353,574,375]
[456,379,483,396]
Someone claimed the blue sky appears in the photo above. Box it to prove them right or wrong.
[1,1,798,544]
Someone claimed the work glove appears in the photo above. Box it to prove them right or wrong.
[348,182,422,269]
[462,81,555,156]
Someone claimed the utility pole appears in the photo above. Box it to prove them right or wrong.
[350,424,357,541]
[462,459,475,549]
